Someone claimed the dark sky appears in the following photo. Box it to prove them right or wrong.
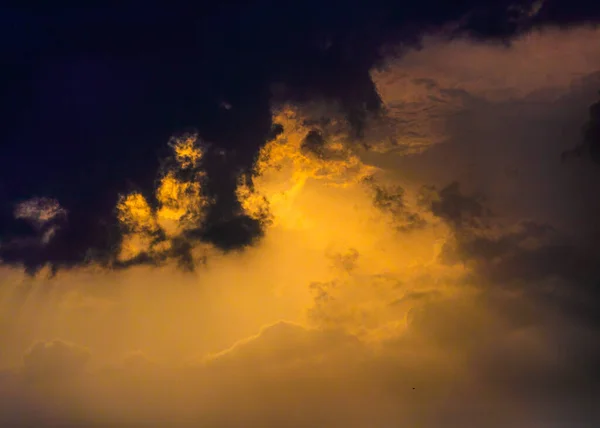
[1,0,600,272]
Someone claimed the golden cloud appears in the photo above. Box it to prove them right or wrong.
[1,23,599,427]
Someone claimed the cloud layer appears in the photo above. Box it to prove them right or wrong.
[1,22,599,428]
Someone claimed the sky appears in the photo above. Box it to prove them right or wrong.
[1,2,600,427]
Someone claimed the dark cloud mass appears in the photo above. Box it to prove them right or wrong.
[3,0,600,271]
[1,2,600,428]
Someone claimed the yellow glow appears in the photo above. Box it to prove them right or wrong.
[171,133,204,168]
[116,193,158,234]
[156,172,207,236]
[238,106,376,229]
[118,233,155,261]
[115,135,209,260]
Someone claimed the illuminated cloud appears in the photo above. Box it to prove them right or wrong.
[369,25,600,155]
[238,103,378,232]
[14,197,67,229]
[1,287,595,427]
[12,197,67,245]
[22,339,90,380]
[115,133,211,264]
[0,22,599,428]
[200,321,363,373]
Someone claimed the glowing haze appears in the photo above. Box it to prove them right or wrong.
[1,24,599,427]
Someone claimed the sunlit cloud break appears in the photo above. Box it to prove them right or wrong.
[116,133,211,264]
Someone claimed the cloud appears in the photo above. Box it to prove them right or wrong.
[367,179,427,231]
[9,197,67,247]
[14,197,66,228]
[22,339,90,380]
[0,20,599,428]
[416,181,600,329]
[369,25,600,155]
[425,181,490,229]
[563,93,600,164]
[0,197,70,274]
[200,321,363,376]
[365,26,600,252]
[1,286,597,427]
[114,133,212,265]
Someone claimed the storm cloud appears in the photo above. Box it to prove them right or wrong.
[0,6,600,428]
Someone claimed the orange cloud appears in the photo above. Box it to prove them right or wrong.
[1,23,599,428]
